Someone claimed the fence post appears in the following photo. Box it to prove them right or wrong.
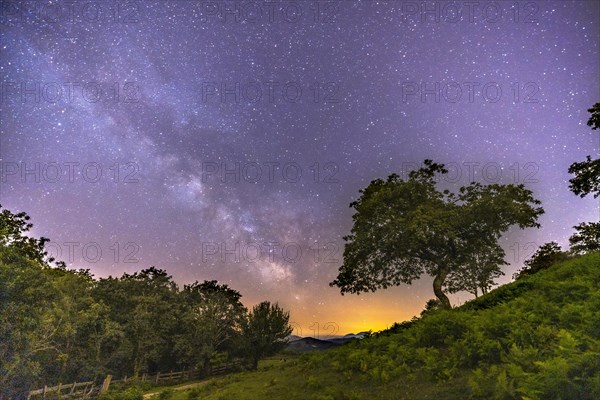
[100,375,112,394]
[155,372,160,385]
[42,385,47,399]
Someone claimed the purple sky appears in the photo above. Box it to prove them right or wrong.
[1,0,598,334]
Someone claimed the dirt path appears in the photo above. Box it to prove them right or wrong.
[143,380,210,398]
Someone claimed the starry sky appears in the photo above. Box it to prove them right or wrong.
[1,0,598,335]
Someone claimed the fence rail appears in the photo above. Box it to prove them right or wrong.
[110,369,201,385]
[27,361,243,399]
[27,381,96,400]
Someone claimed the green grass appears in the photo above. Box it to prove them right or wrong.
[144,252,600,400]
[140,359,299,399]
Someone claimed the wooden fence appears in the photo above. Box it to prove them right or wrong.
[210,362,239,376]
[110,369,201,386]
[27,361,242,399]
[27,381,97,400]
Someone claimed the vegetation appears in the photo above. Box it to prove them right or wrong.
[443,245,506,298]
[0,205,291,399]
[330,159,544,309]
[513,242,569,279]
[156,252,600,400]
[568,102,600,198]
[3,103,599,399]
[569,222,600,255]
[243,302,293,369]
[97,386,144,400]
[135,103,600,399]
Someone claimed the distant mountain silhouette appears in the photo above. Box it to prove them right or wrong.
[284,337,339,353]
[284,332,369,353]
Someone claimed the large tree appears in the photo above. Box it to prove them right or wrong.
[175,280,247,372]
[0,246,61,398]
[242,302,292,369]
[93,267,180,377]
[330,160,543,309]
[0,207,91,396]
[568,102,600,198]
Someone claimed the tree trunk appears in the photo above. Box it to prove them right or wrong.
[433,269,452,309]
[133,355,141,378]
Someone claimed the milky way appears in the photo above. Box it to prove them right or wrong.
[1,0,598,334]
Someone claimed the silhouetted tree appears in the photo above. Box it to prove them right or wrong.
[330,160,543,309]
[568,103,600,198]
[420,299,442,316]
[569,222,600,255]
[243,302,292,369]
[0,204,49,263]
[514,242,569,279]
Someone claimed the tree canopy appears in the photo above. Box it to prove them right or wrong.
[0,205,49,263]
[568,102,600,198]
[243,301,293,369]
[569,222,600,255]
[330,160,544,309]
[0,205,292,397]
[514,242,569,280]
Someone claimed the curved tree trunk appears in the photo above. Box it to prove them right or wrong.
[433,268,452,309]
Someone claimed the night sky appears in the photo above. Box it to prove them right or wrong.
[1,0,598,335]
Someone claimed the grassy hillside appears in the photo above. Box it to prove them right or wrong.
[153,252,600,400]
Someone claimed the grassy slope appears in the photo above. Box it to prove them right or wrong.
[155,253,600,400]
